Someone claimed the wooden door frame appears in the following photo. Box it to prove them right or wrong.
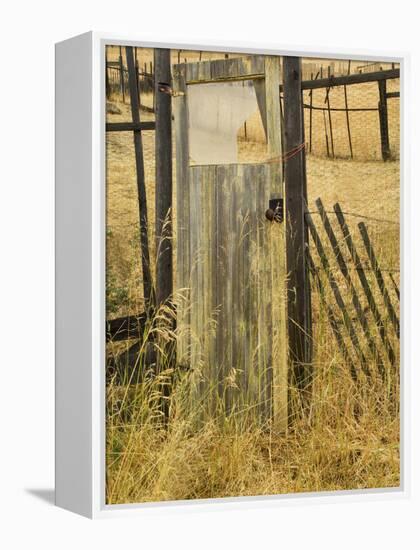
[172,55,288,429]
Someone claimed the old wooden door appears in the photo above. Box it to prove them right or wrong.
[173,56,287,428]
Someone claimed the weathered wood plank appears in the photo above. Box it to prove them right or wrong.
[154,48,173,309]
[189,166,202,408]
[173,63,191,366]
[106,312,147,342]
[343,84,353,158]
[197,59,211,82]
[215,166,232,410]
[257,165,273,420]
[306,211,369,377]
[270,181,288,431]
[358,222,400,338]
[235,166,247,411]
[334,203,396,365]
[316,198,384,377]
[244,165,259,412]
[292,68,400,91]
[309,74,313,153]
[251,55,265,76]
[307,253,357,380]
[224,165,235,414]
[325,88,335,158]
[283,56,312,391]
[264,57,286,422]
[118,47,125,102]
[253,79,267,139]
[265,56,282,161]
[265,58,287,427]
[389,273,400,302]
[106,121,155,132]
[378,80,391,161]
[203,166,218,412]
[125,46,155,314]
[172,56,287,424]
[229,166,241,413]
[185,55,266,84]
[186,61,198,83]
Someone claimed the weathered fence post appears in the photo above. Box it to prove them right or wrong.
[343,84,353,158]
[343,61,353,159]
[154,49,174,418]
[325,76,335,158]
[283,56,313,397]
[119,46,125,103]
[309,73,313,153]
[105,49,110,99]
[378,80,390,160]
[125,46,155,314]
[154,49,173,309]
[135,49,141,104]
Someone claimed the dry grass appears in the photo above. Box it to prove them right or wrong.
[105,49,400,504]
[106,298,399,504]
[106,220,400,505]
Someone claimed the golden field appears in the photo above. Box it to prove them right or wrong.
[105,49,400,504]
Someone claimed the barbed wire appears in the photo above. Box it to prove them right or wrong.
[107,211,399,231]
[306,210,399,225]
[310,264,400,274]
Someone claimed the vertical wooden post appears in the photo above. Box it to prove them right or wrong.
[151,60,155,113]
[300,84,312,376]
[105,49,110,99]
[154,49,174,417]
[283,56,312,396]
[358,222,399,338]
[279,94,285,177]
[118,46,125,103]
[309,73,313,153]
[344,60,353,158]
[125,46,155,314]
[135,48,140,104]
[323,109,330,157]
[154,48,173,309]
[344,85,353,158]
[325,87,335,158]
[378,80,390,160]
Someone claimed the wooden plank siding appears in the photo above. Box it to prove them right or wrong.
[173,55,287,429]
[184,55,266,84]
[264,56,288,429]
[172,63,191,368]
[183,165,285,424]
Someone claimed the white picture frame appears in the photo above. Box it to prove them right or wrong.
[55,31,409,519]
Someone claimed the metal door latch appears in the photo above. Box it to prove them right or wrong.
[265,198,284,223]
